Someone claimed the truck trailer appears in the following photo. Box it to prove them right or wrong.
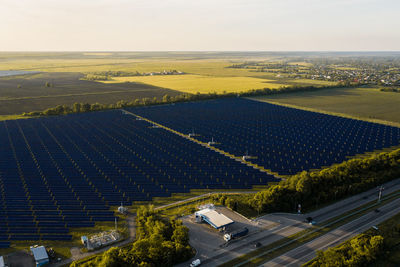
[224,227,248,241]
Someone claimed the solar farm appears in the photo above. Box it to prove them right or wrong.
[0,103,276,248]
[0,97,399,248]
[130,98,400,175]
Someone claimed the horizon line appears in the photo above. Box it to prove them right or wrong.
[1,50,400,53]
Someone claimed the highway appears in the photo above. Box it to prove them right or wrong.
[308,177,400,223]
[263,196,400,266]
[187,178,400,267]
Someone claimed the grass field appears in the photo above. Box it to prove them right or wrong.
[252,86,400,124]
[101,74,283,94]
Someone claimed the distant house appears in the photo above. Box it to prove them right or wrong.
[30,246,49,267]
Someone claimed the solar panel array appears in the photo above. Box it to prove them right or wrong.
[130,98,400,175]
[0,109,276,245]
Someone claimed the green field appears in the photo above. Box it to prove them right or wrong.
[252,86,400,125]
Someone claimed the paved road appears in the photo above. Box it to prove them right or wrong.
[49,177,400,267]
[263,196,400,267]
[154,191,256,212]
[198,217,309,267]
[180,178,400,267]
[307,177,400,223]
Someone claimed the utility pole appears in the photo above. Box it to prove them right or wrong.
[377,186,384,203]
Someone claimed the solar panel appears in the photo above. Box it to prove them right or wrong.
[0,98,317,240]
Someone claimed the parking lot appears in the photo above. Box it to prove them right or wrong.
[3,250,35,267]
[177,206,308,267]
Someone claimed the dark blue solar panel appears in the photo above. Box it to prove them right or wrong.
[0,241,10,248]
[9,235,40,241]
[129,98,400,175]
[0,98,287,240]
[41,235,72,241]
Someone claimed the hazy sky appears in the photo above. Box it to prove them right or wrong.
[1,0,399,51]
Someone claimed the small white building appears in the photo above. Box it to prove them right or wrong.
[195,208,234,229]
[30,246,49,267]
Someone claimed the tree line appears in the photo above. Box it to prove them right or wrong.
[71,206,193,267]
[22,83,351,117]
[380,87,399,93]
[213,148,400,215]
[305,234,384,266]
[305,211,400,266]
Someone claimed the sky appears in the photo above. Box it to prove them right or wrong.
[1,0,399,51]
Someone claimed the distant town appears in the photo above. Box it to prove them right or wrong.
[229,58,400,86]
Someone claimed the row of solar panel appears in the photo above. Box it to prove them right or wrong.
[129,98,400,175]
[0,228,69,233]
[0,234,72,241]
[0,103,278,240]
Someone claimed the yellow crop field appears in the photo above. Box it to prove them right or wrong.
[288,79,337,86]
[100,74,283,94]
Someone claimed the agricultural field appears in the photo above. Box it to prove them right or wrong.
[0,72,179,116]
[130,98,400,175]
[252,86,400,124]
[0,52,338,117]
[0,108,277,248]
[101,74,283,94]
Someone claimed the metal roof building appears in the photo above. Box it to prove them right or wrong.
[195,208,234,229]
[30,246,49,267]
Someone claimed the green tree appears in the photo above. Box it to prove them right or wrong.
[73,102,81,113]
[163,94,171,103]
[98,247,129,267]
[172,224,189,245]
[81,103,91,112]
